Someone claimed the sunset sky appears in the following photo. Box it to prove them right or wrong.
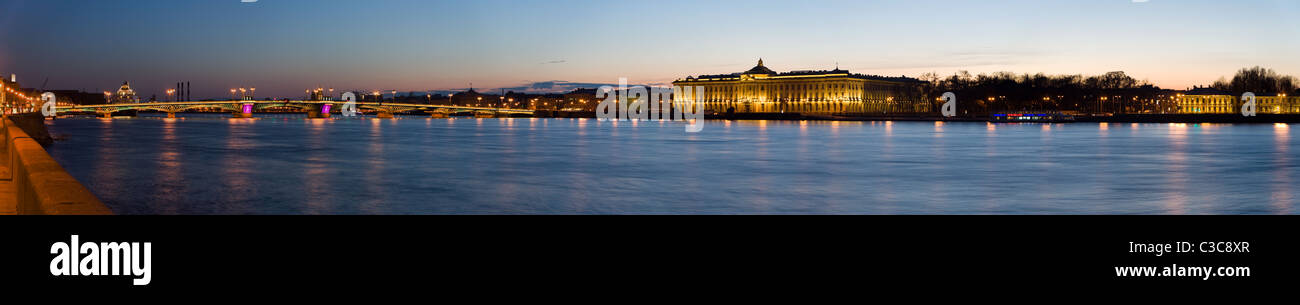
[2,0,1298,98]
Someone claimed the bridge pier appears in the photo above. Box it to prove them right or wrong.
[430,112,449,119]
[307,104,332,119]
[98,112,112,119]
[233,103,254,118]
[475,112,495,118]
[376,112,395,119]
[166,112,177,119]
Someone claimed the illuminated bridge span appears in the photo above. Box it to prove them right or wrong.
[56,100,535,119]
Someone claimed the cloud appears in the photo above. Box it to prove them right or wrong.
[459,80,666,94]
[398,80,663,96]
[541,60,567,65]
[493,80,622,93]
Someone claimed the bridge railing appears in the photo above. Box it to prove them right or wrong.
[58,100,537,114]
[2,115,111,215]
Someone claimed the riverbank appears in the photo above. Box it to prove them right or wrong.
[59,110,1300,124]
[538,110,1300,124]
[0,114,110,215]
[1078,114,1300,123]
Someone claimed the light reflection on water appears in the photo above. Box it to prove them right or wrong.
[42,113,1300,215]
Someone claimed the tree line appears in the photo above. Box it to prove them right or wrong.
[1207,66,1296,95]
[915,67,1298,115]
[917,70,1163,115]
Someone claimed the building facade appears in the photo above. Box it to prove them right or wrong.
[1,76,37,114]
[672,59,927,114]
[1176,87,1298,114]
[46,90,108,106]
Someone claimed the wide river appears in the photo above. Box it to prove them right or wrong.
[43,113,1298,214]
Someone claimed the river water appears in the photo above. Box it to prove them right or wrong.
[42,113,1298,214]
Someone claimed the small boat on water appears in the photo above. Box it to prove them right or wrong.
[990,112,1075,123]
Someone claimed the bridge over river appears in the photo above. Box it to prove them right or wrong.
[57,100,536,119]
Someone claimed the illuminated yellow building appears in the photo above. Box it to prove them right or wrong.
[673,59,926,114]
[1,76,37,114]
[1176,88,1299,114]
[1258,94,1299,114]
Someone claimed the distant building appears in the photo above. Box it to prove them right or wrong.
[449,88,494,107]
[1,76,34,113]
[673,59,927,114]
[45,90,108,106]
[111,82,140,103]
[1176,87,1298,114]
[562,88,598,111]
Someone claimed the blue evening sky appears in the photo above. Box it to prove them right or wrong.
[1,0,1297,98]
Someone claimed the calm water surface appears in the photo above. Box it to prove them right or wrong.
[44,114,1299,214]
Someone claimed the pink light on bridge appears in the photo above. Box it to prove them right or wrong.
[242,104,253,114]
[321,104,332,113]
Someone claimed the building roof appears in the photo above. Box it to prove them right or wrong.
[1183,87,1232,96]
[682,59,922,83]
[742,58,777,75]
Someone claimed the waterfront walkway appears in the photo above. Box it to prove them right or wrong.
[0,116,110,215]
[0,131,15,215]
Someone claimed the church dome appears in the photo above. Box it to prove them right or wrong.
[742,58,776,75]
[113,81,139,103]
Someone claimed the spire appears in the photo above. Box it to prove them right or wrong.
[758,58,764,67]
